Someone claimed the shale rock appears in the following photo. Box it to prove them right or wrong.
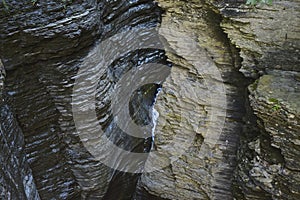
[217,0,300,78]
[242,72,300,199]
[1,0,164,199]
[214,1,300,199]
[138,0,249,199]
[1,0,299,200]
[0,60,40,200]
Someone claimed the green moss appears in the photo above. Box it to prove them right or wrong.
[268,98,281,111]
[268,97,279,104]
[272,104,281,111]
[249,79,259,91]
[31,0,36,4]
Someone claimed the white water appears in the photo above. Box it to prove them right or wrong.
[151,87,161,150]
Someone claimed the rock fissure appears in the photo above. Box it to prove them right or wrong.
[0,0,299,199]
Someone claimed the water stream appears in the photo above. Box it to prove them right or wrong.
[0,0,251,199]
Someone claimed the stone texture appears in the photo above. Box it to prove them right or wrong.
[0,60,5,97]
[137,0,250,199]
[212,1,300,199]
[0,0,299,200]
[217,0,300,78]
[237,72,300,200]
[138,1,300,200]
[1,0,164,199]
[0,59,40,200]
[250,73,300,171]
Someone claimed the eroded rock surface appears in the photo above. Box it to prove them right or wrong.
[213,1,300,199]
[0,0,299,200]
[1,0,164,199]
[0,60,40,200]
[138,1,300,199]
[233,72,300,200]
[137,0,249,199]
[217,0,300,78]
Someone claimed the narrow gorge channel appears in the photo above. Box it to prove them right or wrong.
[1,0,299,200]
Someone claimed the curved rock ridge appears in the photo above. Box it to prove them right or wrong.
[0,0,299,199]
[0,102,41,200]
[137,0,250,199]
[1,0,165,199]
[0,59,40,200]
[0,0,101,70]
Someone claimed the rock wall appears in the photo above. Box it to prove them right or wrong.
[137,0,249,199]
[137,1,300,199]
[0,59,40,200]
[213,1,300,199]
[1,1,102,198]
[0,0,299,200]
[1,0,164,199]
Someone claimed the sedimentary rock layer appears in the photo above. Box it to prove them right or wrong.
[214,1,300,199]
[1,0,164,199]
[0,60,40,200]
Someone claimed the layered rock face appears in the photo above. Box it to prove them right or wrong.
[244,73,300,199]
[215,1,300,199]
[1,1,103,198]
[1,0,164,199]
[0,0,299,200]
[0,60,40,200]
[137,0,249,199]
[137,1,300,199]
[218,0,300,78]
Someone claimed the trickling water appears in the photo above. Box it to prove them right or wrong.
[150,87,161,150]
[1,0,167,199]
[0,0,253,199]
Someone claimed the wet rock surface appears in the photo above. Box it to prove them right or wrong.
[1,1,101,197]
[0,101,40,200]
[0,60,40,200]
[1,0,164,199]
[137,0,249,199]
[0,0,299,200]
